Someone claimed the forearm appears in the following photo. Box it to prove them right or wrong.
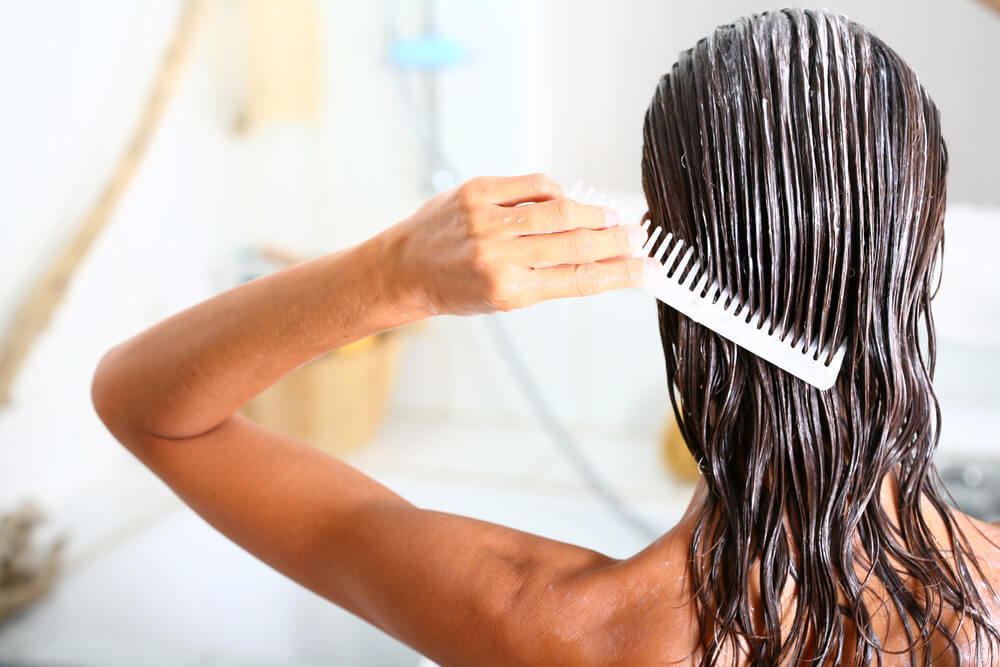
[93,174,650,445]
[92,228,422,442]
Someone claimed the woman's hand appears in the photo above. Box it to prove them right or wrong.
[382,174,656,317]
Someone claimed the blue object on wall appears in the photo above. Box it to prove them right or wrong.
[390,34,466,69]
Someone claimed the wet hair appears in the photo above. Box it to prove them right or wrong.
[641,9,1000,666]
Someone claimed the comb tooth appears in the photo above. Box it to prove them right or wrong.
[757,315,773,336]
[788,330,804,351]
[642,226,663,256]
[823,340,843,367]
[690,271,708,295]
[638,221,653,254]
[724,292,740,314]
[681,262,702,289]
[676,257,696,288]
[672,245,695,279]
[584,185,596,202]
[701,279,720,301]
[736,300,749,322]
[735,298,749,318]
[653,233,673,263]
[729,295,745,318]
[569,181,584,198]
[662,238,685,276]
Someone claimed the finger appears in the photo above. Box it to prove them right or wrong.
[510,198,621,236]
[526,256,659,302]
[466,173,563,206]
[518,224,648,268]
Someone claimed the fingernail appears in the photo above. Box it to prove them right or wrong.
[604,207,621,228]
[627,224,647,250]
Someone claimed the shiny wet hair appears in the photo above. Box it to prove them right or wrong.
[641,9,1000,666]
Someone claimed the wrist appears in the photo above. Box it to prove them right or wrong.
[365,224,435,324]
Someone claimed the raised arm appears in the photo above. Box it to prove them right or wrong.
[91,174,654,665]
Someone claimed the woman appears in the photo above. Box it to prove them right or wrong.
[93,9,1000,666]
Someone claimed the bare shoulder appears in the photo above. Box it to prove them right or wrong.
[948,510,1000,619]
[538,526,701,665]
[954,512,1000,570]
[964,514,1000,575]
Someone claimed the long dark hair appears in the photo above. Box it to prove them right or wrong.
[641,9,1000,665]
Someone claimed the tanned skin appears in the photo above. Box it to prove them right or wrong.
[92,174,1000,665]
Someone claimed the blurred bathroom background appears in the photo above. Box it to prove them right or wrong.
[1,1,998,665]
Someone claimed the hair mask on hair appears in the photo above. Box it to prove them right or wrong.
[641,8,1000,666]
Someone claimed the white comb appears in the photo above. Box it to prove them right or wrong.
[636,219,846,389]
[568,183,846,390]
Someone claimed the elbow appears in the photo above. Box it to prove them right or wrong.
[91,345,189,448]
[91,348,117,432]
[91,346,135,447]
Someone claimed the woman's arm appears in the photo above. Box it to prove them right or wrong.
[94,174,648,441]
[91,174,654,665]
